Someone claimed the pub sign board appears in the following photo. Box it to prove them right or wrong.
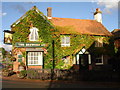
[4,30,14,44]
[15,42,46,48]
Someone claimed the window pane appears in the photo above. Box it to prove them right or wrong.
[34,52,37,56]
[29,27,39,41]
[61,37,65,44]
[61,36,70,47]
[31,52,33,56]
[27,52,43,65]
[35,29,39,40]
[66,36,70,44]
[95,55,103,65]
[96,58,101,63]
[95,38,103,47]
[30,29,34,40]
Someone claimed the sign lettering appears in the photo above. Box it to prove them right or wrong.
[15,42,45,47]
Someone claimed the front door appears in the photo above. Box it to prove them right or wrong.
[79,54,89,70]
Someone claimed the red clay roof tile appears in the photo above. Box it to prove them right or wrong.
[50,17,112,36]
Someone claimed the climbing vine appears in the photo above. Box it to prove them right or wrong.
[11,6,115,69]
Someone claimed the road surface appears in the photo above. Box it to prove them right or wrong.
[1,79,120,88]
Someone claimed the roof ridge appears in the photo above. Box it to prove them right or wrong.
[52,17,96,21]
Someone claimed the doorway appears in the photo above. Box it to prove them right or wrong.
[79,54,89,70]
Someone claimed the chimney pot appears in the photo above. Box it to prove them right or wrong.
[96,8,100,11]
[94,8,102,23]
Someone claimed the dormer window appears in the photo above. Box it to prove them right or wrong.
[95,38,103,47]
[29,27,39,41]
[61,35,70,47]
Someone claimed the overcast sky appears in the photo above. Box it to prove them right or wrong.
[0,0,119,51]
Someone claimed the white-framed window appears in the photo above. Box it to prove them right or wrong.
[61,35,70,47]
[95,54,103,65]
[29,27,39,41]
[95,38,103,47]
[27,52,43,65]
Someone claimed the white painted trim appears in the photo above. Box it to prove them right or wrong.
[76,48,90,65]
[88,54,91,64]
[76,54,79,64]
[61,44,70,47]
[15,20,20,25]
[79,51,83,54]
[36,9,40,13]
[47,17,52,19]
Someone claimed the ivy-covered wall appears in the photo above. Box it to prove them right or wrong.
[11,6,115,69]
[53,33,115,69]
[11,6,56,69]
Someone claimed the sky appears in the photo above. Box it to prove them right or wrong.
[0,0,119,51]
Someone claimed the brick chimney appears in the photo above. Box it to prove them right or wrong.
[47,7,52,19]
[94,8,102,23]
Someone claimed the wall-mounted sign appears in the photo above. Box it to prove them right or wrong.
[4,30,14,44]
[15,42,45,47]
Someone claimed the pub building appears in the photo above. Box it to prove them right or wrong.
[6,6,113,72]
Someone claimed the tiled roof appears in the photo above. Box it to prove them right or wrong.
[112,29,120,35]
[50,17,112,36]
[111,29,120,38]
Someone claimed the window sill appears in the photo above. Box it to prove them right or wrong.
[61,44,70,47]
[95,63,104,65]
[28,65,42,66]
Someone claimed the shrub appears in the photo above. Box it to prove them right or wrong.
[17,70,27,79]
[27,69,39,79]
[2,68,13,77]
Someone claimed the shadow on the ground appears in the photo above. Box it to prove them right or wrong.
[47,69,120,88]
